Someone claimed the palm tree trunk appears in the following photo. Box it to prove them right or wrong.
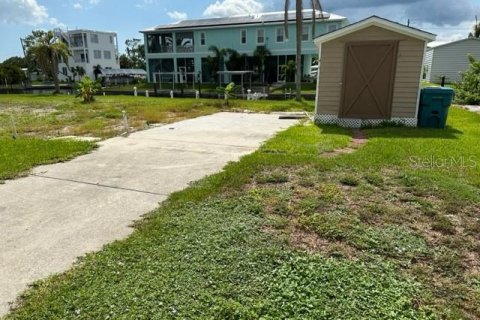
[295,0,303,101]
[52,51,60,94]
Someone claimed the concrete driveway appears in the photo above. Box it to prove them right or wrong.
[0,112,297,315]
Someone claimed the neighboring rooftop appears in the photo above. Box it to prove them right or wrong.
[67,29,117,34]
[141,9,346,32]
[427,37,480,49]
[314,15,436,45]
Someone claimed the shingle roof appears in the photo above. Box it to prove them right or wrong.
[141,9,346,33]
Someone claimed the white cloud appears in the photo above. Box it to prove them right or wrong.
[421,20,474,46]
[0,0,48,25]
[167,10,187,21]
[313,1,476,46]
[203,0,264,17]
[135,0,156,9]
[72,0,101,10]
[49,17,66,29]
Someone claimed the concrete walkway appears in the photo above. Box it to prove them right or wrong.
[0,112,297,315]
[464,105,480,113]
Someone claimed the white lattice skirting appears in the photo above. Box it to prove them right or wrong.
[314,114,418,128]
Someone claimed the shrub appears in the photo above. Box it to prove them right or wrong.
[76,76,101,103]
[455,55,480,105]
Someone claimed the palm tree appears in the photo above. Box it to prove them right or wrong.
[225,48,248,71]
[70,66,78,82]
[26,30,70,93]
[93,64,102,80]
[77,66,86,79]
[284,0,325,100]
[207,45,227,83]
[253,46,271,84]
[469,23,480,38]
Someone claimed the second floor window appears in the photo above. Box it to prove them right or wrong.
[241,30,247,44]
[276,27,284,42]
[257,29,265,44]
[90,34,99,43]
[328,24,338,32]
[200,32,206,46]
[302,26,309,41]
[94,50,101,59]
[104,50,111,59]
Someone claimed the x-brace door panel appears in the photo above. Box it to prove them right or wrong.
[340,41,398,119]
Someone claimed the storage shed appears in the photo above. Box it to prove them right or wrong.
[314,16,436,127]
[424,38,480,83]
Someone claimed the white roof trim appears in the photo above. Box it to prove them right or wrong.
[314,16,436,46]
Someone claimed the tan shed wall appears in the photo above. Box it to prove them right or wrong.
[316,25,425,118]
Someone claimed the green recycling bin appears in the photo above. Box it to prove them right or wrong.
[418,87,455,128]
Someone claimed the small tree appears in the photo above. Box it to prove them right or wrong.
[76,76,100,103]
[280,60,296,82]
[206,45,227,83]
[224,82,235,106]
[77,66,85,78]
[253,46,271,84]
[215,82,235,106]
[70,66,78,82]
[125,38,146,69]
[0,64,25,87]
[455,55,480,105]
[24,30,70,93]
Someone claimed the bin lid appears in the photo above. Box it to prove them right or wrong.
[421,86,455,94]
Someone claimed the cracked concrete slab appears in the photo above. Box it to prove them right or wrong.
[0,112,297,316]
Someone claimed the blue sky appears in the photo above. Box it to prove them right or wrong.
[1,0,480,62]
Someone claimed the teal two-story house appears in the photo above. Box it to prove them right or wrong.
[141,9,348,85]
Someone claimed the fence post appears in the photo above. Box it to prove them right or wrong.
[10,115,17,140]
[122,110,129,136]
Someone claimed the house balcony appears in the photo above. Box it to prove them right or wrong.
[176,46,194,53]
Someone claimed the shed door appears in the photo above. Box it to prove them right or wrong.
[340,41,398,119]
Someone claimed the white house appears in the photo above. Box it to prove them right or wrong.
[55,29,120,81]
[423,37,480,83]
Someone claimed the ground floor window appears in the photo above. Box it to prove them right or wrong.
[148,58,174,83]
[176,58,195,84]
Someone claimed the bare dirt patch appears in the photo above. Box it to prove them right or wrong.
[323,129,368,157]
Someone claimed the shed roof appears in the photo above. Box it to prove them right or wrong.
[314,16,436,46]
[141,9,346,32]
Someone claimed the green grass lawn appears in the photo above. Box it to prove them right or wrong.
[0,94,312,181]
[0,94,313,139]
[0,138,95,181]
[5,107,480,319]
